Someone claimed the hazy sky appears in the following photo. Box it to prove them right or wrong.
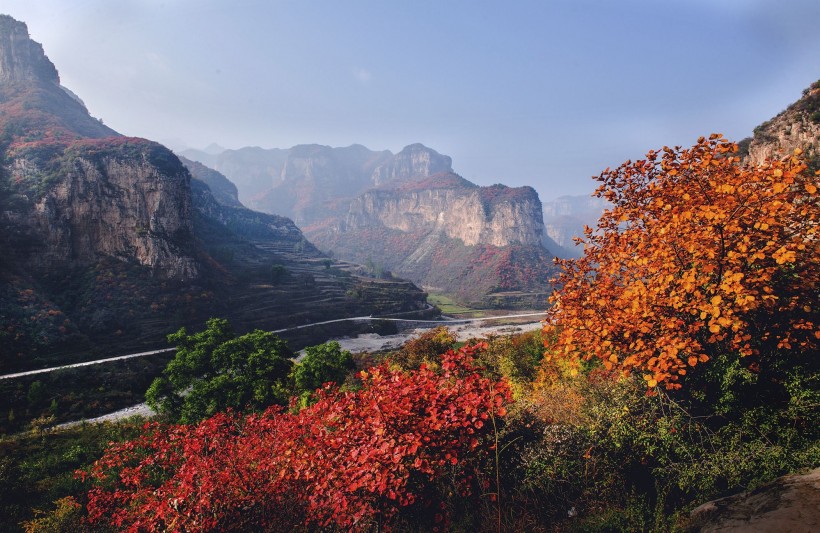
[3,0,819,201]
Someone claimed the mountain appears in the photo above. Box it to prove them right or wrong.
[0,15,198,279]
[183,142,557,308]
[541,195,611,258]
[180,143,397,225]
[538,82,820,259]
[739,80,820,171]
[178,155,243,208]
[305,172,556,307]
[0,16,427,372]
[178,143,456,226]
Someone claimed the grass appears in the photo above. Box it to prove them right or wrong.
[0,419,146,531]
[427,292,485,317]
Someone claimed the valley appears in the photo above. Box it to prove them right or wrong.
[0,8,817,533]
[182,143,563,308]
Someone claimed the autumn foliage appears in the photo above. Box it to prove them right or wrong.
[82,343,511,531]
[546,135,819,389]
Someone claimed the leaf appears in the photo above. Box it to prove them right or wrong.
[543,135,819,389]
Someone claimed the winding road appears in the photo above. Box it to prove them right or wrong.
[0,312,546,381]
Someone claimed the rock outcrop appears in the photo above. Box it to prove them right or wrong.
[370,143,453,186]
[183,141,557,308]
[305,173,556,308]
[9,139,198,280]
[685,468,820,532]
[0,15,58,84]
[741,80,820,171]
[0,15,428,371]
[339,176,548,248]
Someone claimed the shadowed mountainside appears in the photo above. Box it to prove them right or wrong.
[0,15,428,373]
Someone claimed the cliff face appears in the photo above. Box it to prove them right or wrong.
[0,17,199,282]
[3,141,199,282]
[371,143,453,186]
[342,176,548,248]
[182,140,557,307]
[0,15,58,84]
[742,80,820,171]
[305,173,555,308]
[179,143,447,225]
[9,140,198,280]
[0,16,427,370]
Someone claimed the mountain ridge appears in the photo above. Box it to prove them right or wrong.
[0,15,428,371]
[182,142,559,307]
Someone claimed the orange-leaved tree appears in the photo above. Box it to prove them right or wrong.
[545,134,819,389]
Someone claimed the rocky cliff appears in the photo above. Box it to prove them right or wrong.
[340,175,548,248]
[0,16,428,371]
[0,15,195,281]
[0,15,58,84]
[0,16,207,365]
[180,143,395,224]
[8,139,199,280]
[305,172,555,308]
[179,143,453,225]
[183,141,557,308]
[370,143,453,186]
[740,80,820,171]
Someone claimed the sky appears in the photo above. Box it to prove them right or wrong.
[3,0,819,202]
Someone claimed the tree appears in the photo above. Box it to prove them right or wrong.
[146,318,293,423]
[546,135,819,389]
[293,341,354,396]
[390,326,458,370]
[269,264,288,284]
[85,343,512,531]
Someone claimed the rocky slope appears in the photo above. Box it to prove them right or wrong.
[178,155,243,208]
[0,16,428,372]
[304,170,556,308]
[180,143,396,225]
[184,142,558,308]
[685,468,820,532]
[740,79,820,171]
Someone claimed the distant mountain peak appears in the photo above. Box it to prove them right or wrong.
[202,142,226,155]
[0,14,116,141]
[372,143,453,185]
[0,15,59,85]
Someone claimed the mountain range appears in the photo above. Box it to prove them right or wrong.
[0,15,427,372]
[180,143,561,307]
[2,11,817,371]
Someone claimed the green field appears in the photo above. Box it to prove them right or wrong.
[426,293,484,316]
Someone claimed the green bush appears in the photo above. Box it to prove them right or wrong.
[146,318,293,423]
[293,341,355,402]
